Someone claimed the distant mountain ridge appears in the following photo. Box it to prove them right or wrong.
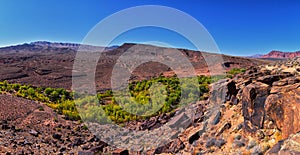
[30,41,83,50]
[260,50,300,59]
[247,54,263,58]
[30,41,118,51]
[247,50,300,59]
[0,41,118,52]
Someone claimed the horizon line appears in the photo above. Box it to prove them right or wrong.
[1,40,299,57]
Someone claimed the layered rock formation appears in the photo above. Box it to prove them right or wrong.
[261,50,300,59]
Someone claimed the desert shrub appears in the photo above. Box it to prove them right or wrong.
[63,110,80,120]
[0,80,13,92]
[227,68,246,75]
[27,88,35,97]
[49,90,59,102]
[38,106,45,111]
[44,87,53,95]
[11,83,20,91]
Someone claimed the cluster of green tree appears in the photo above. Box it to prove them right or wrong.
[0,75,225,124]
[77,75,225,124]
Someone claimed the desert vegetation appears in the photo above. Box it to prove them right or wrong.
[227,68,246,75]
[0,75,225,124]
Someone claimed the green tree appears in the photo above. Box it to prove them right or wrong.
[50,90,59,102]
[44,87,53,96]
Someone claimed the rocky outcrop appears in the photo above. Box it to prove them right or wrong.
[238,58,300,135]
[242,82,270,133]
[265,86,300,139]
[186,57,300,154]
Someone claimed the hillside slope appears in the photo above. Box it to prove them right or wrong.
[0,42,270,91]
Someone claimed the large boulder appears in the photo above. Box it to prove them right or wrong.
[209,79,238,105]
[265,87,300,138]
[242,82,270,133]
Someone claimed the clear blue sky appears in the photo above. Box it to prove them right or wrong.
[1,0,300,56]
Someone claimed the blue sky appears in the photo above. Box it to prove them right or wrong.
[1,0,300,56]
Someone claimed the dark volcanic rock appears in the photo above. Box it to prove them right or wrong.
[209,79,238,105]
[168,112,192,129]
[211,111,222,125]
[242,82,270,133]
[78,150,94,155]
[154,139,184,154]
[52,133,62,140]
[205,138,216,148]
[215,138,226,148]
[89,141,108,152]
[112,149,129,155]
[265,88,300,138]
[216,122,231,136]
[257,75,281,85]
